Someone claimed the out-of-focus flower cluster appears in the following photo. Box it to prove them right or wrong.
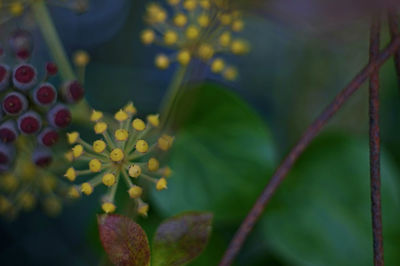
[65,104,173,216]
[0,0,89,24]
[0,29,84,170]
[141,0,250,81]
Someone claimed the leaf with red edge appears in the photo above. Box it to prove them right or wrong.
[152,212,213,266]
[98,214,150,266]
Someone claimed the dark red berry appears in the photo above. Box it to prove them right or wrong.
[0,121,18,143]
[33,83,57,106]
[46,62,58,76]
[48,104,71,129]
[38,128,59,147]
[2,92,28,115]
[13,64,37,90]
[32,147,52,167]
[18,111,42,134]
[0,64,10,91]
[62,80,84,103]
[9,29,33,60]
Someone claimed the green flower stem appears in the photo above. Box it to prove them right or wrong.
[160,65,188,130]
[31,0,91,124]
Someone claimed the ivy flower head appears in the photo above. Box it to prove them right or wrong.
[141,0,250,80]
[65,103,173,216]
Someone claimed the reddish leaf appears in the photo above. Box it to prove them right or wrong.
[152,212,213,266]
[98,214,150,266]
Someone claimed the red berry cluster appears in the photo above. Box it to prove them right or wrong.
[0,29,84,171]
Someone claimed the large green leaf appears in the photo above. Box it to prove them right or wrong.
[152,83,276,223]
[152,212,213,266]
[261,134,400,265]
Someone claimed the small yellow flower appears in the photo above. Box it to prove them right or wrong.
[138,201,149,216]
[91,110,103,121]
[147,114,160,127]
[68,186,80,199]
[102,173,116,187]
[124,102,137,114]
[148,158,160,172]
[164,30,178,45]
[223,67,238,81]
[93,140,107,153]
[198,44,214,60]
[73,50,90,66]
[65,151,74,162]
[132,118,146,131]
[64,167,77,182]
[115,129,129,141]
[163,166,172,178]
[156,178,168,190]
[102,202,116,213]
[186,25,199,40]
[155,54,170,69]
[81,183,93,195]
[141,29,156,45]
[197,14,210,27]
[115,110,129,122]
[232,20,244,32]
[128,186,143,199]
[174,13,187,27]
[183,0,197,10]
[89,159,102,173]
[10,2,24,16]
[211,58,225,73]
[94,122,108,134]
[231,39,249,55]
[129,165,142,178]
[158,135,174,151]
[136,140,149,153]
[110,148,124,162]
[177,50,191,65]
[219,32,231,47]
[72,145,84,158]
[67,132,80,144]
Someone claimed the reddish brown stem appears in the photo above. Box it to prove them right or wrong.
[369,18,384,266]
[219,35,400,266]
[388,10,400,88]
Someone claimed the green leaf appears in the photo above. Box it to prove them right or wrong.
[152,83,276,223]
[152,212,213,266]
[261,134,400,266]
[97,214,151,266]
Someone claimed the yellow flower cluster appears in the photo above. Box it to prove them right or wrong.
[64,103,173,216]
[141,0,250,81]
[0,140,74,219]
[0,0,88,24]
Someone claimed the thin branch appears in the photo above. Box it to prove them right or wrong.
[369,18,384,266]
[219,35,400,266]
[388,9,400,88]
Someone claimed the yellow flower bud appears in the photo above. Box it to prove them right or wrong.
[102,173,116,187]
[90,110,103,121]
[197,14,210,27]
[89,159,102,173]
[94,122,108,134]
[68,186,80,199]
[174,13,187,27]
[132,118,146,131]
[220,14,232,25]
[110,148,124,162]
[10,3,23,16]
[65,151,74,162]
[138,201,149,216]
[183,0,197,10]
[81,182,93,195]
[73,50,90,66]
[231,40,249,55]
[124,102,137,114]
[67,132,79,144]
[148,158,160,172]
[199,0,210,9]
[198,44,214,60]
[232,20,244,32]
[186,25,199,40]
[167,0,180,5]
[158,135,174,151]
[223,67,238,81]
[129,165,142,178]
[147,114,160,127]
[136,140,149,153]
[211,58,225,73]
[72,145,84,158]
[102,202,116,213]
[163,166,173,178]
[115,110,128,122]
[93,140,106,153]
[177,50,191,65]
[219,32,231,47]
[128,186,143,199]
[115,129,129,141]
[164,30,178,45]
[141,29,155,45]
[155,54,170,69]
[156,178,168,190]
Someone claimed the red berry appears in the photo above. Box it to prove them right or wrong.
[62,80,84,103]
[0,121,18,143]
[33,83,57,106]
[13,64,37,90]
[46,62,58,76]
[2,92,28,115]
[18,111,42,134]
[38,128,59,147]
[32,147,52,167]
[48,104,71,129]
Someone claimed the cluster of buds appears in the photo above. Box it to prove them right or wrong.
[0,138,76,218]
[0,0,90,24]
[65,103,173,216]
[0,29,84,171]
[141,0,250,81]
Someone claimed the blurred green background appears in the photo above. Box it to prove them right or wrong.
[1,0,400,265]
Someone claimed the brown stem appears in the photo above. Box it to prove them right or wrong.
[219,35,400,266]
[369,18,384,266]
[388,9,400,88]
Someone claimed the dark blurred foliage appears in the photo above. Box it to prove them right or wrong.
[1,0,400,265]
